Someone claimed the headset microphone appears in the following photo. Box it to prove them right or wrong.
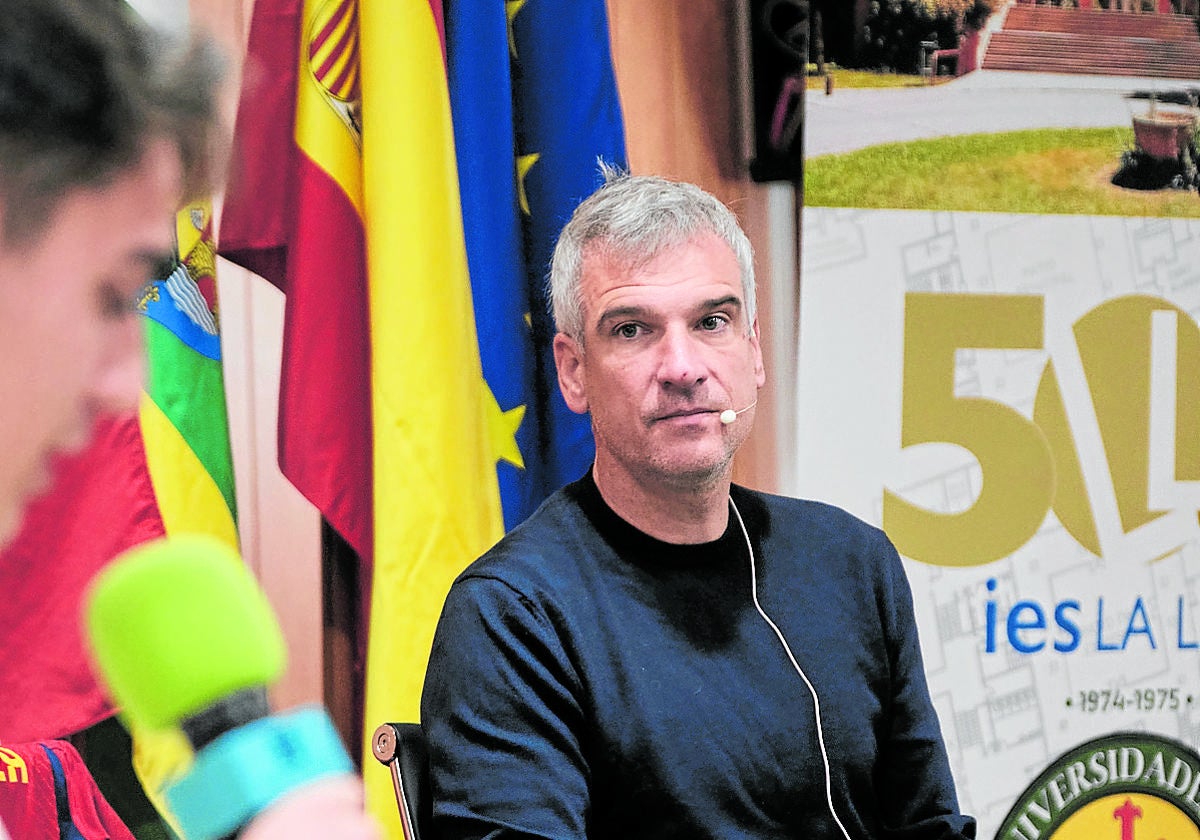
[719,400,758,425]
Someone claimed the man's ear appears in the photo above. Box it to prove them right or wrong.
[751,318,766,388]
[553,332,589,414]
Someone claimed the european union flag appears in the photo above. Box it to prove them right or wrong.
[446,1,627,529]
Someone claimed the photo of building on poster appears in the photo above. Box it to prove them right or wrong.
[796,2,1200,837]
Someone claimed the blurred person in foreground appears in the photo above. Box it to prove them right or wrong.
[0,1,377,837]
[423,171,977,839]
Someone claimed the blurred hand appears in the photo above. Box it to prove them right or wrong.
[241,774,381,840]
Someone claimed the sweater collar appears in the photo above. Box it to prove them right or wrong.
[567,468,748,569]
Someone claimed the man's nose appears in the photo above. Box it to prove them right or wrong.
[656,325,707,388]
[88,317,146,414]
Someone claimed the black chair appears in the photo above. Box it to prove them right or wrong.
[372,722,433,840]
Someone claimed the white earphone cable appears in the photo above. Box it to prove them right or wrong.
[729,497,853,840]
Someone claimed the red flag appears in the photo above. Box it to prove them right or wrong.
[0,414,165,742]
[219,0,373,562]
[220,5,508,832]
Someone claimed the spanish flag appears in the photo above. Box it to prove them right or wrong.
[220,1,503,834]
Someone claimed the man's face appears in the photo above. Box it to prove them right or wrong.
[553,232,765,493]
[0,140,181,546]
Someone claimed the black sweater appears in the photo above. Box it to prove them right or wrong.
[422,473,975,839]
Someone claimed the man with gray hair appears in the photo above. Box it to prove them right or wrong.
[422,171,975,838]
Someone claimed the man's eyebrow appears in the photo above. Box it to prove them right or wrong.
[701,295,742,312]
[594,304,650,332]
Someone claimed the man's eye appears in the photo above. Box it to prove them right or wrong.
[699,315,727,331]
[615,323,642,339]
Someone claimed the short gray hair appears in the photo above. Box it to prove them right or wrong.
[548,167,756,340]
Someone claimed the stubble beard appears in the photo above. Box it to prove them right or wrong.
[631,429,742,496]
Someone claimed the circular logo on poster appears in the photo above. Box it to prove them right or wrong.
[996,733,1200,840]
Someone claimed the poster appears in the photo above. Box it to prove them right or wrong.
[796,11,1200,836]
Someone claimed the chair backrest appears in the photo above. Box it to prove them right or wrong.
[371,722,432,840]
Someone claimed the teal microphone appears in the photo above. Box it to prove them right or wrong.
[85,535,353,840]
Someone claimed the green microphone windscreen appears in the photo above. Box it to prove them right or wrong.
[84,534,287,731]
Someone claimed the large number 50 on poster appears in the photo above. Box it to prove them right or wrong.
[885,292,1200,569]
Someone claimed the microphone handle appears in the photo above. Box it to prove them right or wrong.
[167,706,354,840]
[181,686,271,750]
